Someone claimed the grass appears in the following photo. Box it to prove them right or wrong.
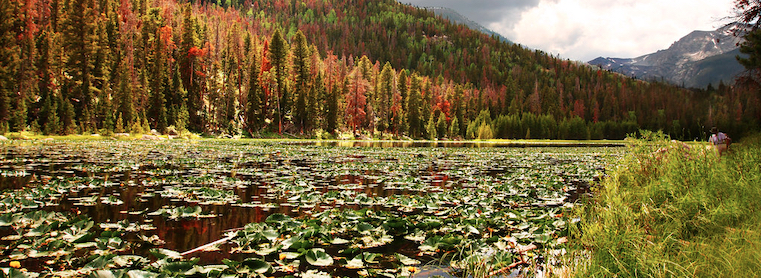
[569,131,761,277]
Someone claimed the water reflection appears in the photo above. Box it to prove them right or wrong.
[287,140,625,148]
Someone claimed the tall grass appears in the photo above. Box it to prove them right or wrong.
[570,131,761,277]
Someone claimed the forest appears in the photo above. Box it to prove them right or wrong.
[0,0,758,140]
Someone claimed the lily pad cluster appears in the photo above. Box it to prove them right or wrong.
[0,140,620,277]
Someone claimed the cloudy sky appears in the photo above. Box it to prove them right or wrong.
[403,0,736,62]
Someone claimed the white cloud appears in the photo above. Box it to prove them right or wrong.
[503,0,735,61]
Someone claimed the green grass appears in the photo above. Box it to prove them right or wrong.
[569,131,761,277]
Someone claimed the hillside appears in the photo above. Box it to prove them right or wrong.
[589,24,746,88]
[0,0,757,140]
[425,6,512,44]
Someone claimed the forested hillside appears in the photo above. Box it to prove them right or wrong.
[0,0,757,140]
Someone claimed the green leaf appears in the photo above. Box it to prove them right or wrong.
[149,248,183,260]
[395,253,421,265]
[343,254,364,269]
[125,270,160,278]
[2,268,31,278]
[241,258,273,274]
[306,248,334,266]
[265,213,291,224]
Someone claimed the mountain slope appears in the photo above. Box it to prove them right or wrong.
[426,7,512,44]
[1,0,757,141]
[589,24,745,88]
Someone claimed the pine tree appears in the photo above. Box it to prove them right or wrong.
[168,66,187,128]
[116,65,135,129]
[436,112,447,139]
[179,4,202,131]
[425,114,436,140]
[406,74,421,138]
[308,73,324,132]
[63,0,97,130]
[268,28,289,134]
[114,112,124,133]
[324,81,339,134]
[246,47,264,134]
[449,116,460,139]
[148,25,167,133]
[59,96,77,134]
[41,96,60,135]
[377,62,394,134]
[37,29,55,130]
[291,30,310,132]
[0,0,19,131]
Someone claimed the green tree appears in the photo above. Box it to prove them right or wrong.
[246,48,264,134]
[425,114,437,139]
[148,26,168,133]
[377,62,394,134]
[291,30,310,132]
[63,0,98,131]
[324,81,340,134]
[406,74,421,138]
[449,116,460,139]
[0,0,19,131]
[268,28,289,134]
[436,112,447,139]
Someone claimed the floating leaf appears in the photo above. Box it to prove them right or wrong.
[241,258,272,274]
[305,248,334,266]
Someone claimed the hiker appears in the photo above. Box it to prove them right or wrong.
[708,127,731,155]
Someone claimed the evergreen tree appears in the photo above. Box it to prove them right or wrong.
[41,96,60,135]
[168,67,187,128]
[36,29,55,130]
[436,112,447,139]
[148,26,167,133]
[425,114,437,140]
[377,62,394,134]
[63,0,97,131]
[179,4,202,131]
[268,28,289,134]
[291,30,311,132]
[116,65,135,129]
[307,73,322,132]
[246,47,264,134]
[449,116,460,139]
[406,74,421,138]
[324,81,339,134]
[0,0,19,131]
[397,69,408,116]
[59,96,77,134]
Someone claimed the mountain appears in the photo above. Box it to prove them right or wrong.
[424,6,512,44]
[589,24,746,88]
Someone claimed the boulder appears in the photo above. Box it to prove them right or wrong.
[141,134,166,141]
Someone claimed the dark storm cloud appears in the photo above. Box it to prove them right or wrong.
[402,0,541,27]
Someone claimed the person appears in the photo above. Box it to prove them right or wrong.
[708,127,731,155]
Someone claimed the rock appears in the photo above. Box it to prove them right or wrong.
[141,134,166,141]
[166,127,179,136]
[40,138,55,141]
[114,133,131,137]
[0,135,7,141]
[151,129,160,135]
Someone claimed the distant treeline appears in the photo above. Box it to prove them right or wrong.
[0,0,757,140]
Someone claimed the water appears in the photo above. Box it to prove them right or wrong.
[0,140,620,274]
